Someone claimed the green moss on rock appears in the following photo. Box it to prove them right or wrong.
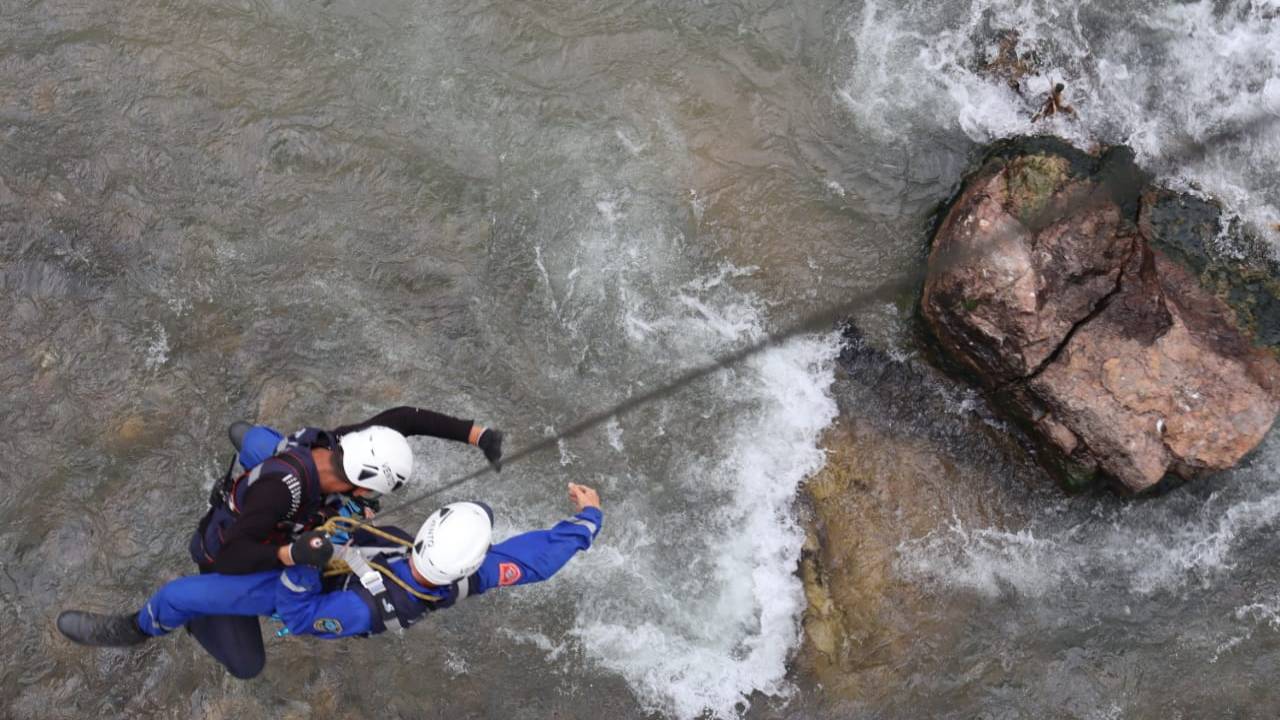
[1006,154,1071,225]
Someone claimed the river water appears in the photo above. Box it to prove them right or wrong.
[1,0,1278,718]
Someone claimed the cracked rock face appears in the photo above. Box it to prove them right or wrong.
[922,139,1280,492]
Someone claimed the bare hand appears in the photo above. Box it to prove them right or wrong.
[362,506,376,520]
[568,483,600,512]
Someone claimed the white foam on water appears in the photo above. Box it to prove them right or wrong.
[1235,598,1280,630]
[572,318,840,719]
[521,170,842,717]
[496,628,572,663]
[442,650,470,678]
[1210,632,1250,663]
[1087,705,1125,720]
[897,521,1081,598]
[840,0,1280,243]
[556,437,577,466]
[1211,594,1280,661]
[899,463,1280,599]
[144,322,169,370]
[605,417,625,452]
[1126,490,1280,594]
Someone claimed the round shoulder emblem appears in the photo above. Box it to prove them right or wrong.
[313,618,343,634]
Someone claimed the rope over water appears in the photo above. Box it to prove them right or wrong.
[327,110,1280,536]
[367,270,919,528]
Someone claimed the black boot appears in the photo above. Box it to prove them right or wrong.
[56,611,150,647]
[227,420,252,452]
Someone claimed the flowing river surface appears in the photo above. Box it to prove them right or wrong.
[1,0,1278,718]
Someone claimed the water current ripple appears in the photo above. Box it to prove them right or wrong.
[2,0,1279,718]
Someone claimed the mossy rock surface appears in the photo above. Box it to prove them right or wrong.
[927,135,1145,252]
[1006,154,1071,225]
[1142,188,1280,350]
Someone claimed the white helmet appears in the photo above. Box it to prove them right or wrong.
[411,501,494,585]
[337,426,413,495]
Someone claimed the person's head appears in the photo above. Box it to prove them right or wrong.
[334,426,413,499]
[410,501,494,586]
[1054,82,1065,93]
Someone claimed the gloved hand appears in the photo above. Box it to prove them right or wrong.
[288,531,334,569]
[477,428,504,471]
[348,494,380,518]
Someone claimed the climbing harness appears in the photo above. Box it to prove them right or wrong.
[314,516,445,633]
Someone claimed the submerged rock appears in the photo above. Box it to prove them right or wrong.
[797,412,1026,703]
[798,419,930,700]
[921,137,1280,492]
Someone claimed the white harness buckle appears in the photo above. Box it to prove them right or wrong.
[339,546,406,634]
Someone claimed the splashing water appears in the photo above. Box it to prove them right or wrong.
[572,319,840,719]
[4,0,1280,717]
[899,470,1280,599]
[840,0,1280,241]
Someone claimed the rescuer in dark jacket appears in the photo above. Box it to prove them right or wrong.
[194,406,503,575]
[152,405,502,678]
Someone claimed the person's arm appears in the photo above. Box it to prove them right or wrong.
[334,406,505,470]
[333,406,474,443]
[209,478,295,575]
[470,484,602,595]
[274,565,375,639]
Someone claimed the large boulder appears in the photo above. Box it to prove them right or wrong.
[922,138,1280,493]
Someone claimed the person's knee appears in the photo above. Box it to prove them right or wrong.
[239,426,284,468]
[189,615,267,680]
[223,652,266,680]
[227,420,251,452]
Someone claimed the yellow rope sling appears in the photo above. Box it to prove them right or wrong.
[317,516,441,603]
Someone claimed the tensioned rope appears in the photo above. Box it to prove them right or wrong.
[369,270,919,526]
[339,112,1280,533]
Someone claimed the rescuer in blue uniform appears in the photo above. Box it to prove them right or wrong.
[197,407,503,677]
[95,406,504,679]
[56,483,602,662]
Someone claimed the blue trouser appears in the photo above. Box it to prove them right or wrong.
[177,424,286,679]
[138,571,281,679]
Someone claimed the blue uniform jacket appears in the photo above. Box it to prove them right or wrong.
[274,506,603,638]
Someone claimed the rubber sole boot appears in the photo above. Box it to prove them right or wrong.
[56,611,150,647]
[227,420,252,453]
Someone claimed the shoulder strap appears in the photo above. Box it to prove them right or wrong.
[340,547,407,633]
[227,464,262,514]
[228,452,309,516]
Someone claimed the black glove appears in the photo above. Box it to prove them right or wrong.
[477,428,504,472]
[289,531,334,568]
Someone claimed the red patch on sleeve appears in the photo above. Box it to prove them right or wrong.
[498,562,522,587]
